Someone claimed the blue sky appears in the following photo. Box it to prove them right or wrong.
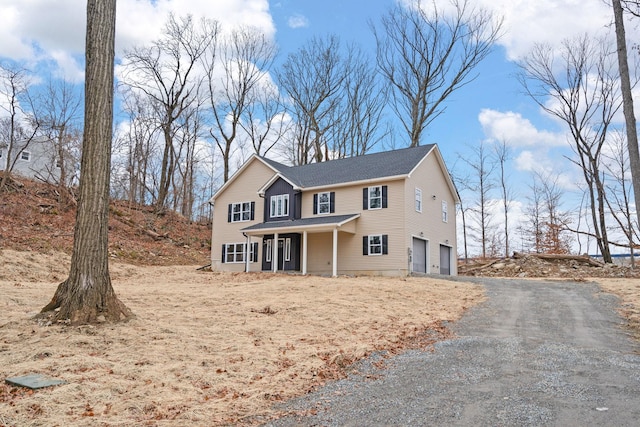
[0,0,633,255]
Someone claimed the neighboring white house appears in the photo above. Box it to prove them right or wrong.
[0,137,74,185]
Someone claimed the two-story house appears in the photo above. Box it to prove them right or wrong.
[209,144,459,276]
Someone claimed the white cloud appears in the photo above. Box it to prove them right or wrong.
[514,150,536,172]
[287,13,309,29]
[478,109,564,147]
[0,0,275,78]
[416,0,613,61]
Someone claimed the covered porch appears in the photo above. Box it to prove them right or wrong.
[241,214,360,277]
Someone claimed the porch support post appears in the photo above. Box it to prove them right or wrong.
[245,234,251,273]
[302,230,308,275]
[272,232,279,273]
[332,228,338,277]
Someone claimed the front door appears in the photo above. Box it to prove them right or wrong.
[262,233,301,272]
[439,244,451,275]
[277,238,285,270]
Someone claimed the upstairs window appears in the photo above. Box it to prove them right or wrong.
[415,188,422,212]
[363,185,387,210]
[314,191,335,215]
[20,151,30,161]
[228,201,254,222]
[270,194,289,218]
[442,200,448,223]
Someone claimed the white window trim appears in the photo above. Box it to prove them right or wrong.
[368,186,382,210]
[224,243,246,263]
[368,234,383,256]
[225,242,256,264]
[442,200,448,223]
[270,194,289,218]
[284,238,291,261]
[415,188,422,213]
[231,201,252,223]
[20,151,31,161]
[265,239,272,262]
[317,191,331,215]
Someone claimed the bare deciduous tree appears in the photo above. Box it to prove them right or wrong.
[36,78,82,192]
[494,140,514,257]
[518,35,620,262]
[327,47,389,158]
[277,35,350,164]
[204,25,276,181]
[120,14,217,212]
[613,0,640,247]
[0,63,40,191]
[372,0,502,147]
[459,141,496,258]
[603,130,637,266]
[39,0,132,325]
[239,80,289,157]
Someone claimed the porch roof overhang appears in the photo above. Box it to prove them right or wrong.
[241,213,360,236]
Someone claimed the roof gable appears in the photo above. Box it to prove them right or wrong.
[261,145,436,188]
[211,144,458,201]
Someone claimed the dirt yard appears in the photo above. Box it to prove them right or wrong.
[0,249,484,426]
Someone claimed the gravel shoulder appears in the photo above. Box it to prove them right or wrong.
[268,278,640,426]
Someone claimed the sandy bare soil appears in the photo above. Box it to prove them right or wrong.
[0,249,484,426]
[595,278,640,340]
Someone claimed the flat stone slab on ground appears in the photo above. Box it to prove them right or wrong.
[5,373,66,389]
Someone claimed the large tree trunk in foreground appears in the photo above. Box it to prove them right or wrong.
[613,0,640,244]
[39,0,132,325]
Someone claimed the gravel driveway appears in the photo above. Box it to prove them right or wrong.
[267,278,640,426]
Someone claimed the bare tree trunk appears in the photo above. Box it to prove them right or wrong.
[39,0,132,325]
[613,0,640,241]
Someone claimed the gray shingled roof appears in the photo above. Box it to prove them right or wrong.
[241,214,359,232]
[261,144,435,188]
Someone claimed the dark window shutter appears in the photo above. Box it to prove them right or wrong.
[363,188,368,210]
[252,242,258,262]
[250,201,255,220]
[330,192,335,213]
[227,204,232,222]
[221,244,226,263]
[382,235,388,255]
[313,193,318,215]
[382,186,388,208]
[362,235,368,255]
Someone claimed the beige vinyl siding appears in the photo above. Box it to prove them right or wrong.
[302,179,408,275]
[404,152,458,274]
[210,159,274,271]
[306,233,334,274]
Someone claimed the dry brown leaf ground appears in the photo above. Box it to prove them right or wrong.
[0,249,484,426]
[595,278,640,341]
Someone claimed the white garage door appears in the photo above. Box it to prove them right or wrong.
[440,245,451,275]
[412,237,427,273]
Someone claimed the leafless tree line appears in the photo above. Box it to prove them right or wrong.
[1,0,501,222]
[455,23,640,263]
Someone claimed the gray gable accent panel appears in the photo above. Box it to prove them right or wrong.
[260,145,435,188]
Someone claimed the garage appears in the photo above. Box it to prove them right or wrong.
[412,237,427,273]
